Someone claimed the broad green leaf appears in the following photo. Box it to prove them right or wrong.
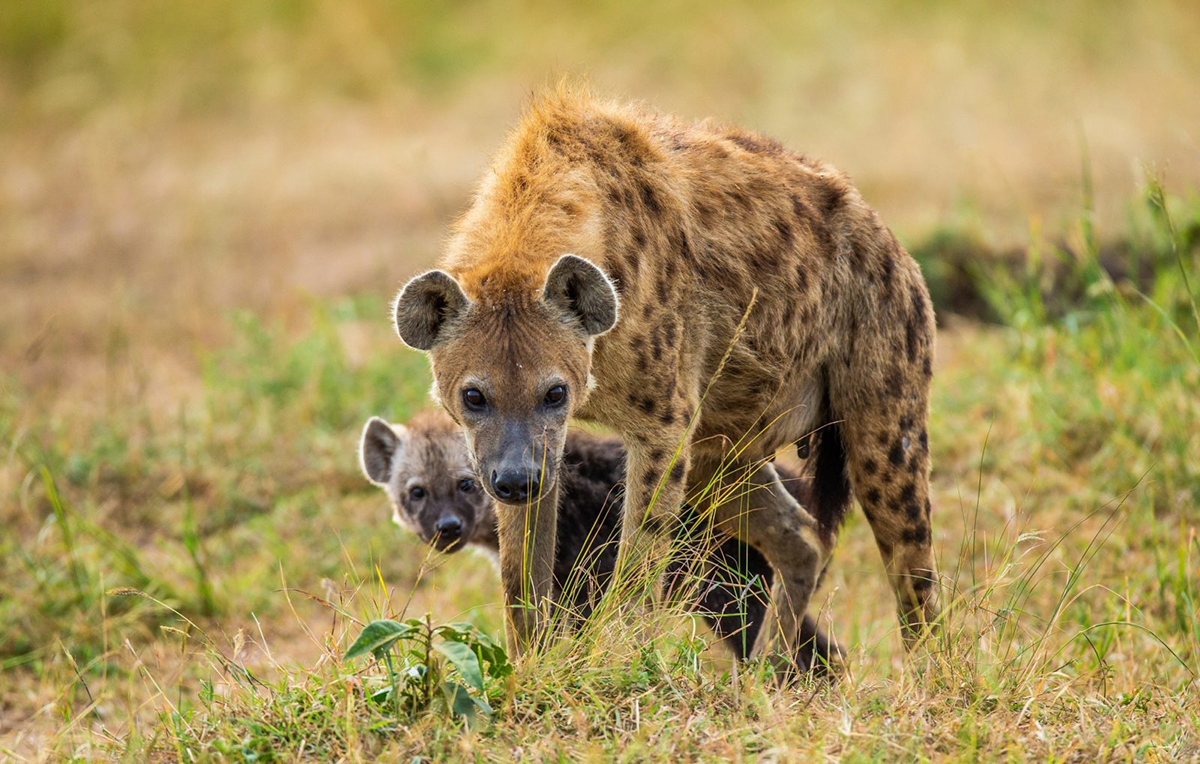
[440,681,479,726]
[434,639,485,692]
[344,619,413,661]
[438,622,512,679]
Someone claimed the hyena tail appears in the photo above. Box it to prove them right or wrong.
[809,386,852,541]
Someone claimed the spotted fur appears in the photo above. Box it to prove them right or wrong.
[393,86,939,659]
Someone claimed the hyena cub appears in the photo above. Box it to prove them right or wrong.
[359,412,841,671]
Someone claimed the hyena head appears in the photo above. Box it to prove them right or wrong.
[392,255,618,506]
[358,411,492,551]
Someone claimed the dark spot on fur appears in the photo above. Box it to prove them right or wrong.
[669,462,685,483]
[656,275,669,304]
[794,263,809,293]
[816,181,846,217]
[919,429,928,451]
[639,181,661,216]
[862,458,877,475]
[880,253,895,293]
[888,441,905,467]
[791,194,810,222]
[850,241,867,270]
[897,482,919,519]
[632,225,647,250]
[865,488,881,506]
[638,397,657,415]
[626,249,642,274]
[729,189,751,210]
[652,332,663,361]
[901,524,929,545]
[649,448,665,463]
[664,322,677,348]
[773,217,794,248]
[659,410,675,426]
[905,315,921,364]
[642,470,657,488]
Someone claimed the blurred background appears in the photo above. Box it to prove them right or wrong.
[2,1,1199,756]
[4,0,1199,406]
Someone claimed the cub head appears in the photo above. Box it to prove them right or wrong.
[358,412,493,552]
[392,254,618,507]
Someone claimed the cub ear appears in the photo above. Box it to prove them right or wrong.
[542,254,620,337]
[359,417,404,485]
[393,270,470,351]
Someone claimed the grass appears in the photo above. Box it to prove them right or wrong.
[2,181,1198,758]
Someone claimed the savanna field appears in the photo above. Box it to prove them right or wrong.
[2,1,1199,760]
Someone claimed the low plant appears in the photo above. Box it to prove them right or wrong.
[343,616,512,728]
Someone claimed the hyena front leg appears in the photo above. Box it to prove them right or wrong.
[613,432,693,603]
[495,482,559,657]
[691,458,829,669]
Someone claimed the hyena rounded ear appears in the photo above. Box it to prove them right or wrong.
[393,270,470,350]
[359,417,404,485]
[542,254,619,337]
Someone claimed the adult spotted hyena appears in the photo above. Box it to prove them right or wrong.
[392,88,939,661]
[359,412,841,671]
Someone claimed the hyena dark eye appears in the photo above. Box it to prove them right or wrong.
[458,478,475,493]
[409,486,426,500]
[544,384,567,407]
[462,388,486,410]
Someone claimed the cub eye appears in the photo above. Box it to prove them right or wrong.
[462,388,486,410]
[544,384,567,407]
[409,486,426,500]
[458,478,475,493]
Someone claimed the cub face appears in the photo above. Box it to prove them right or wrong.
[358,413,492,552]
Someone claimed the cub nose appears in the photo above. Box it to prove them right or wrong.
[491,468,542,502]
[435,515,463,539]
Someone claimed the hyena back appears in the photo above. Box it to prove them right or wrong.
[393,87,938,660]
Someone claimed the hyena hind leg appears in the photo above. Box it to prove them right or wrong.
[833,391,940,643]
[691,458,831,669]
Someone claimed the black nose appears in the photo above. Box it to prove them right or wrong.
[435,515,463,539]
[491,468,542,502]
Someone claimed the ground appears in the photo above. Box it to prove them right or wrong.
[1,1,1199,760]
